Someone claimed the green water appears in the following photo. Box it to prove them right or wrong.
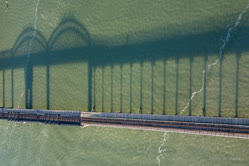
[1,0,249,117]
[1,0,249,165]
[0,121,249,166]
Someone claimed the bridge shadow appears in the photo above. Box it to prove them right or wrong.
[175,58,179,115]
[0,14,249,117]
[3,70,5,108]
[162,58,166,115]
[235,52,240,118]
[188,57,193,116]
[203,55,208,116]
[3,16,91,110]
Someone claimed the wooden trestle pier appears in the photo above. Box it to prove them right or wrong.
[1,108,249,138]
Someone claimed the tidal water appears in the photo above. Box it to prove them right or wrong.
[0,120,248,166]
[1,0,249,165]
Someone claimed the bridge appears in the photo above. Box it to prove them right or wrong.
[0,108,249,139]
[0,108,81,125]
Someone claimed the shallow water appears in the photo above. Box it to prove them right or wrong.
[0,1,249,117]
[1,0,249,165]
[1,0,249,117]
[0,120,248,166]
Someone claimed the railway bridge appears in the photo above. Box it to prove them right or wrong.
[1,108,249,138]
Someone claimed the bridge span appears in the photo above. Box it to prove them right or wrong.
[1,108,249,138]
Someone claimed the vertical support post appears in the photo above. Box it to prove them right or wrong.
[175,58,179,115]
[235,53,240,118]
[203,55,208,116]
[219,58,223,117]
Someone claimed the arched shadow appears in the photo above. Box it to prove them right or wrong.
[0,13,249,117]
[48,15,92,111]
[5,16,91,110]
[10,27,47,109]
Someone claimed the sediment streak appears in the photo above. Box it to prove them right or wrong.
[156,132,167,166]
[180,2,249,115]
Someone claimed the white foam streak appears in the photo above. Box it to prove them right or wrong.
[17,0,40,108]
[156,133,167,166]
[180,2,249,115]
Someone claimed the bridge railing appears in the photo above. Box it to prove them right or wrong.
[0,108,81,117]
[81,112,249,125]
[1,108,249,126]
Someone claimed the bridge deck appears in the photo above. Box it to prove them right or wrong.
[0,108,249,138]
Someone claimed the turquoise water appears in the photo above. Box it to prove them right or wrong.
[1,0,249,165]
